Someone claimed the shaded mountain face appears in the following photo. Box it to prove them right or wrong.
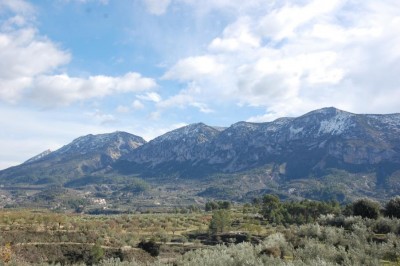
[1,107,400,187]
[206,108,400,178]
[115,123,222,177]
[126,123,220,164]
[50,131,146,161]
[0,132,146,184]
[116,107,400,180]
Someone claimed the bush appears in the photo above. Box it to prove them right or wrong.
[137,240,160,257]
[385,196,400,218]
[352,198,380,219]
[373,218,398,234]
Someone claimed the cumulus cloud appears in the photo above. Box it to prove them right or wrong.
[209,17,260,52]
[0,28,71,102]
[163,55,225,81]
[30,73,156,107]
[162,0,400,120]
[157,84,213,113]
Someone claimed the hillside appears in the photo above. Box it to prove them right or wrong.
[0,107,400,207]
[0,131,146,185]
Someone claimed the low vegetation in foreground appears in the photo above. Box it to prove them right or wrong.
[1,196,400,265]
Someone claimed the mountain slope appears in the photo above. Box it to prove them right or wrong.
[115,123,222,177]
[0,131,146,184]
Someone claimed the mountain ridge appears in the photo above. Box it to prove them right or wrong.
[1,107,400,202]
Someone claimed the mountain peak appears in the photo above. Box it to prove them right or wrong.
[231,121,260,130]
[305,107,351,116]
[54,131,146,157]
[152,122,218,143]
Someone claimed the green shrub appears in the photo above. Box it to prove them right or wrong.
[385,196,400,218]
[352,198,380,219]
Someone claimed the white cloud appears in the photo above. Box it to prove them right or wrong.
[137,92,162,103]
[191,102,214,113]
[258,0,344,41]
[30,72,156,107]
[0,2,157,107]
[163,55,225,81]
[0,28,71,102]
[209,17,260,52]
[157,84,213,113]
[161,0,400,120]
[143,0,171,15]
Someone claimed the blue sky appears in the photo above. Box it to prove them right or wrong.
[1,0,400,169]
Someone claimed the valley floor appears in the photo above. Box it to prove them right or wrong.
[1,201,400,265]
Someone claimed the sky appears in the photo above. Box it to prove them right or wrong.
[0,0,400,170]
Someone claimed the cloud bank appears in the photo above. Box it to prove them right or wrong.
[157,0,400,120]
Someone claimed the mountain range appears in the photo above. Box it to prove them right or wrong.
[1,107,400,203]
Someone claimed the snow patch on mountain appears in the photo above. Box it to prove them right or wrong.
[289,126,304,138]
[367,114,400,132]
[231,122,260,131]
[318,112,354,135]
[264,117,294,132]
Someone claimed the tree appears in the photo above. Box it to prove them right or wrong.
[218,201,231,210]
[385,196,400,218]
[209,210,231,234]
[261,194,283,223]
[352,198,380,219]
[205,201,219,211]
[90,242,104,264]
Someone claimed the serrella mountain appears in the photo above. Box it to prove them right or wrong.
[1,107,400,199]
